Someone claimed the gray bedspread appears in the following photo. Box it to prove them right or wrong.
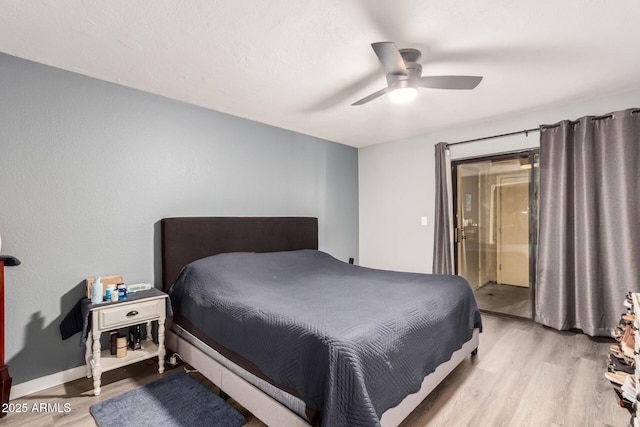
[169,250,482,427]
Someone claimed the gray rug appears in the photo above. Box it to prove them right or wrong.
[90,371,246,427]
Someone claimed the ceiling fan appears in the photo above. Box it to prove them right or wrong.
[352,42,483,106]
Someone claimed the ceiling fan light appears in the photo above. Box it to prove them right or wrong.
[389,87,417,104]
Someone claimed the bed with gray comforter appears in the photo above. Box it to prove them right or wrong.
[169,249,482,427]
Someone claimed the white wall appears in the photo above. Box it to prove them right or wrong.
[359,89,640,273]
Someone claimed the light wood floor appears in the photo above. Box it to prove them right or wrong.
[2,314,631,427]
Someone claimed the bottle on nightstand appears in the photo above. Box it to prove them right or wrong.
[91,277,103,304]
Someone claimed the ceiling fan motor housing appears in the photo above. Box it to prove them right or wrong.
[387,63,422,89]
[386,48,423,89]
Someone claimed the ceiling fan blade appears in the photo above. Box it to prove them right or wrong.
[419,76,483,90]
[351,87,389,106]
[371,42,407,76]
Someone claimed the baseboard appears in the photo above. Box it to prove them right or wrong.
[10,365,86,399]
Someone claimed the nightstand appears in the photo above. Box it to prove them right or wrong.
[84,288,167,396]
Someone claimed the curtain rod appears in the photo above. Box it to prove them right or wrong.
[448,128,539,146]
[448,109,640,147]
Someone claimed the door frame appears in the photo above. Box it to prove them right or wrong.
[451,149,539,319]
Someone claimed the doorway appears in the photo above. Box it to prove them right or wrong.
[453,151,538,319]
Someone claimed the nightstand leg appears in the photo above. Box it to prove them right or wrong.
[85,335,92,378]
[157,318,165,374]
[92,333,102,395]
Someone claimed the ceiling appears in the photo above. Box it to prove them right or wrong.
[1,1,639,148]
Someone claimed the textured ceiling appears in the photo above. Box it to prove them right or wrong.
[1,1,639,147]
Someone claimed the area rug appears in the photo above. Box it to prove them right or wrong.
[90,371,246,427]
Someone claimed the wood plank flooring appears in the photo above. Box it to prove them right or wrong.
[2,314,631,427]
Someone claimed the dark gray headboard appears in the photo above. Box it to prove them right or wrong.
[161,217,318,291]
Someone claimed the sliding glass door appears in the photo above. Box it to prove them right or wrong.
[453,151,538,318]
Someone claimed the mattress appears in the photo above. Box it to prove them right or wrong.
[169,249,482,427]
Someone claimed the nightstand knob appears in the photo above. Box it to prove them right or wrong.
[126,310,139,317]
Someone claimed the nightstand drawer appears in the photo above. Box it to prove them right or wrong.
[99,299,163,329]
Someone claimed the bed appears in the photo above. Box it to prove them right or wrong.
[161,216,481,427]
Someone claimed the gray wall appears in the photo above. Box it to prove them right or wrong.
[0,53,358,385]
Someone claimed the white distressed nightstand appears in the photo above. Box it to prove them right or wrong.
[84,288,168,395]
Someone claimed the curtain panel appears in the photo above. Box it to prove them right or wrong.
[536,108,640,336]
[433,142,454,274]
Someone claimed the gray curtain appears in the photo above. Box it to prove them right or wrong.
[536,108,640,336]
[433,142,454,274]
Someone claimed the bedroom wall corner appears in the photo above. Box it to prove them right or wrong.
[0,52,358,392]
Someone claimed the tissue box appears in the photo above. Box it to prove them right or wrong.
[85,275,123,299]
